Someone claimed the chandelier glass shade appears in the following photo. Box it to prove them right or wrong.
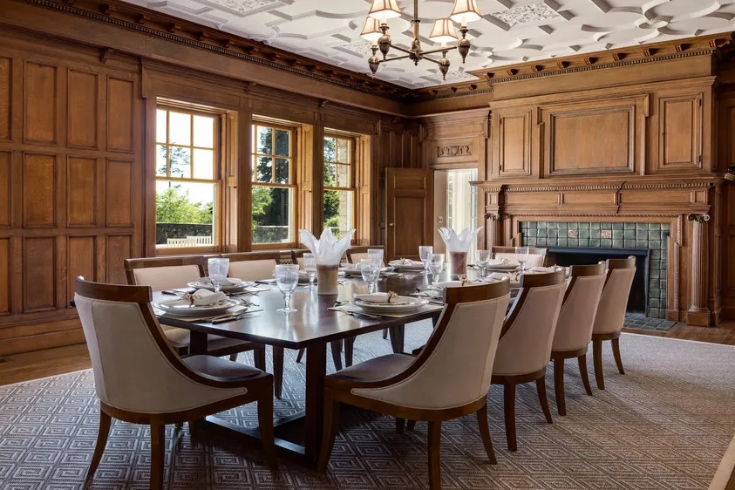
[363,0,482,80]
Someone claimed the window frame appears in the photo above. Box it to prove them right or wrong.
[323,133,357,239]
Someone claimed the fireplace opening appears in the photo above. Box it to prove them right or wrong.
[545,247,650,315]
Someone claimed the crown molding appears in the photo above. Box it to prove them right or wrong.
[474,176,722,193]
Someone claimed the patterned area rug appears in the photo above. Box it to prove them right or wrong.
[1,325,734,489]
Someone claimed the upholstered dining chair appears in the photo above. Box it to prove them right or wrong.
[492,269,566,451]
[74,278,276,489]
[317,281,511,490]
[123,256,266,368]
[346,245,385,266]
[550,263,606,416]
[491,246,547,268]
[592,256,636,390]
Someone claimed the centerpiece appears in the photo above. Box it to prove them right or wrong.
[438,226,482,278]
[299,228,356,295]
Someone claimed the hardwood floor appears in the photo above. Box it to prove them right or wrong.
[1,321,734,387]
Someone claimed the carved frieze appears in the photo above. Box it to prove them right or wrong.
[437,145,472,158]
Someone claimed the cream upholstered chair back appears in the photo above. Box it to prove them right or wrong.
[346,246,385,266]
[492,246,547,268]
[552,264,606,352]
[352,282,510,410]
[592,257,636,336]
[220,252,282,281]
[74,278,248,414]
[124,256,204,291]
[493,271,566,376]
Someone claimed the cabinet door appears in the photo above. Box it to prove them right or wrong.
[494,109,532,178]
[658,93,702,170]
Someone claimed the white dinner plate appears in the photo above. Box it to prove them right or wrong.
[154,299,238,317]
[187,280,254,292]
[352,295,428,314]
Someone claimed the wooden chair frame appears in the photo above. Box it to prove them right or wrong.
[318,281,510,490]
[492,269,566,452]
[75,278,276,489]
[550,263,605,416]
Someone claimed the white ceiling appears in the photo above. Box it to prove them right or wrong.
[120,0,735,88]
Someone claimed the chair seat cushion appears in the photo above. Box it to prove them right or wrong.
[328,353,414,385]
[183,355,262,380]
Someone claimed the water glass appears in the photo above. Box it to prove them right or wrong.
[207,258,230,292]
[360,259,381,293]
[419,245,433,274]
[476,250,490,278]
[303,253,317,289]
[367,248,384,266]
[515,246,530,273]
[275,264,299,312]
[428,253,445,277]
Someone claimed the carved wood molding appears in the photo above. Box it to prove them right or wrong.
[474,178,720,193]
[437,145,471,158]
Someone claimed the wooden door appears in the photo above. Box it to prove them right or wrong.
[385,168,433,261]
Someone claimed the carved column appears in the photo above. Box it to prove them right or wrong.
[687,214,711,326]
[484,213,503,249]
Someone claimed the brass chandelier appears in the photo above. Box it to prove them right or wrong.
[361,0,482,80]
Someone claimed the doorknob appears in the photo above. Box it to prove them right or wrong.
[388,223,395,227]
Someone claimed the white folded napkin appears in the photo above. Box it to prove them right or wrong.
[299,228,356,265]
[486,272,511,281]
[196,277,245,287]
[354,292,409,305]
[395,258,422,266]
[189,289,228,306]
[487,258,509,265]
[530,266,558,273]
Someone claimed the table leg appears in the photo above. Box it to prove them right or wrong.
[389,325,405,354]
[190,331,208,355]
[304,342,327,466]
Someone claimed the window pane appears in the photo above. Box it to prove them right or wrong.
[156,180,215,247]
[324,137,336,163]
[275,158,289,184]
[275,129,290,157]
[156,110,167,144]
[169,112,191,145]
[324,163,336,187]
[193,149,214,180]
[252,186,293,244]
[193,115,214,148]
[324,190,354,238]
[337,139,350,163]
[257,126,272,154]
[336,164,351,188]
[156,145,167,176]
[169,147,191,178]
[255,157,272,183]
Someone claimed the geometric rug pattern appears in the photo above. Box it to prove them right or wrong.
[1,325,734,489]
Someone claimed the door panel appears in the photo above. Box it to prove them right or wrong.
[385,168,433,261]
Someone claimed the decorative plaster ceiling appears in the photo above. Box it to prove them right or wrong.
[118,0,735,88]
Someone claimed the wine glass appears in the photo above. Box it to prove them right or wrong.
[428,253,445,279]
[303,253,317,289]
[207,258,229,292]
[275,264,299,313]
[515,246,530,273]
[360,259,381,293]
[476,250,490,279]
[419,245,433,274]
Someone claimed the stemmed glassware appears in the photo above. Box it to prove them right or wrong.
[360,259,381,293]
[303,253,317,289]
[428,252,445,281]
[419,245,433,274]
[207,258,230,293]
[515,246,530,273]
[476,250,490,279]
[367,248,384,266]
[275,264,299,313]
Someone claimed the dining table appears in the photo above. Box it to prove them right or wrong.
[154,270,449,467]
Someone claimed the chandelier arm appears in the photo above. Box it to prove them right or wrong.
[421,55,443,65]
[420,45,458,57]
[387,43,413,56]
[379,53,413,63]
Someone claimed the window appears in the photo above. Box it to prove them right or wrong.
[155,107,220,248]
[252,123,295,245]
[323,135,355,238]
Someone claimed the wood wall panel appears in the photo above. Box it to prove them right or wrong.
[0,151,9,227]
[67,157,96,226]
[68,236,96,300]
[0,238,9,315]
[22,153,55,227]
[107,78,133,152]
[67,70,98,148]
[106,235,131,284]
[0,57,10,141]
[497,111,531,177]
[106,160,132,226]
[658,94,702,170]
[23,237,55,312]
[24,62,57,144]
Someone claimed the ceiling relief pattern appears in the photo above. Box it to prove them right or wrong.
[118,0,735,88]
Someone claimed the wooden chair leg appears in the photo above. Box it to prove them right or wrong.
[317,388,340,472]
[536,377,553,424]
[578,354,593,396]
[253,346,266,371]
[476,403,497,464]
[407,420,417,431]
[257,388,278,469]
[428,421,442,490]
[296,348,305,363]
[611,337,625,375]
[344,336,355,368]
[553,358,566,416]
[396,418,405,433]
[150,423,165,490]
[273,346,284,399]
[503,383,517,452]
[87,411,111,481]
[330,341,343,371]
[593,338,605,390]
[228,353,237,362]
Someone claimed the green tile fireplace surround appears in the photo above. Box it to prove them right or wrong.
[521,221,669,319]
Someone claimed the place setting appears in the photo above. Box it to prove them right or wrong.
[329,291,436,319]
[152,288,262,323]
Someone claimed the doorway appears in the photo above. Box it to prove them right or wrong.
[433,168,478,255]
